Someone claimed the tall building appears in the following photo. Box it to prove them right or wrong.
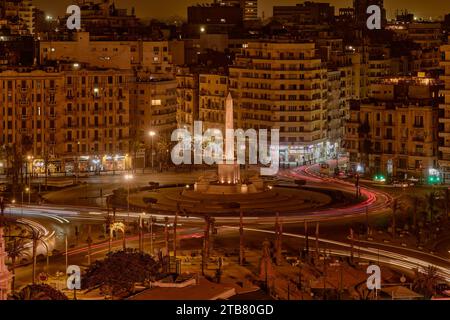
[229,41,328,165]
[438,40,450,182]
[221,0,258,21]
[0,0,35,35]
[199,73,229,131]
[273,2,335,25]
[345,76,442,179]
[176,67,199,132]
[0,227,12,300]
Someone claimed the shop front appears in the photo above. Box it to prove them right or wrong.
[102,154,130,172]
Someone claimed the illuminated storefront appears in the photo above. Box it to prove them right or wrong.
[280,142,327,165]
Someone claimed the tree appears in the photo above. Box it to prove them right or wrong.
[413,266,442,299]
[6,237,26,292]
[426,192,437,223]
[30,230,46,284]
[81,249,161,299]
[9,284,68,300]
[155,137,172,171]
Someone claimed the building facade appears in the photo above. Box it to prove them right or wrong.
[229,41,328,165]
[345,76,442,180]
[438,41,450,182]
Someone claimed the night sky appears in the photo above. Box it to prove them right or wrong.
[35,0,450,20]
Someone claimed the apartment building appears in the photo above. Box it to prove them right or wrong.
[62,66,132,173]
[131,74,178,140]
[0,65,133,175]
[0,68,65,174]
[229,41,328,164]
[40,32,173,72]
[176,68,199,132]
[199,73,229,131]
[345,76,442,180]
[438,41,450,182]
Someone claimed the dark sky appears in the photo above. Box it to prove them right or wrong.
[35,0,450,20]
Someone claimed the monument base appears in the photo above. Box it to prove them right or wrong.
[218,162,240,184]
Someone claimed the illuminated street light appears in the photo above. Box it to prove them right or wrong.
[149,131,156,171]
[124,174,134,222]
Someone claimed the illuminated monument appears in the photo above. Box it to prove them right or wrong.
[194,92,264,194]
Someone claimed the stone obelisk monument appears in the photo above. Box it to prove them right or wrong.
[0,227,11,300]
[218,92,240,184]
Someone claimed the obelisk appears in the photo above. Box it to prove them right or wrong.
[224,92,235,162]
[0,227,12,300]
[218,92,240,184]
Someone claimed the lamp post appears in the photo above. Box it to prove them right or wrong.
[27,155,33,198]
[148,131,156,171]
[124,174,133,222]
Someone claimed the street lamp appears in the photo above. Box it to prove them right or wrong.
[124,174,134,222]
[139,212,146,252]
[149,131,156,171]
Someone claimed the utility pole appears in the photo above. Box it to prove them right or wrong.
[304,220,309,262]
[349,228,354,263]
[173,208,178,260]
[315,222,320,263]
[164,217,169,257]
[275,213,282,265]
[209,217,215,255]
[239,209,244,265]
[150,215,154,255]
[366,206,369,239]
[392,198,397,239]
[87,225,92,265]
[204,215,210,259]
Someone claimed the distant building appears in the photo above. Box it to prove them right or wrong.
[0,0,35,35]
[344,76,442,179]
[220,0,258,21]
[439,40,450,182]
[40,32,173,72]
[186,2,243,37]
[273,2,335,25]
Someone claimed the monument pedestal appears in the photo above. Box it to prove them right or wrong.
[218,162,240,184]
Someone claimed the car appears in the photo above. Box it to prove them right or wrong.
[392,180,414,188]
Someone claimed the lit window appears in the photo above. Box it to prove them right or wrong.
[151,99,161,106]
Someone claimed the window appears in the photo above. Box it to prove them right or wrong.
[152,99,161,106]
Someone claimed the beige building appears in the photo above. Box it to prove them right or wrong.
[131,74,178,140]
[0,66,133,175]
[40,32,173,72]
[199,73,229,131]
[229,41,328,164]
[345,76,442,180]
[176,68,199,132]
[438,41,450,182]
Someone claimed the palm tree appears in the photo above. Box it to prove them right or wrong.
[156,137,172,171]
[413,266,442,299]
[6,237,26,292]
[30,230,46,284]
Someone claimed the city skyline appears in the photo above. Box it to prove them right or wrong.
[35,0,450,20]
